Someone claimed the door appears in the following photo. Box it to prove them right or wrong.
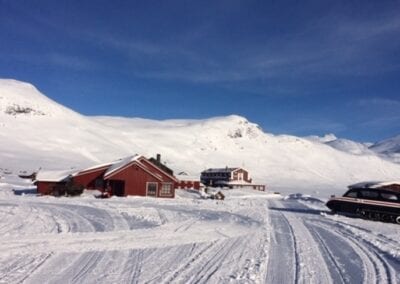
[110,180,125,196]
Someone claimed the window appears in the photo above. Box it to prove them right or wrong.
[381,193,398,201]
[359,190,379,199]
[147,182,157,197]
[94,178,104,189]
[160,183,173,196]
[344,190,358,198]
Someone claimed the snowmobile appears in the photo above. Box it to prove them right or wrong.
[326,181,400,224]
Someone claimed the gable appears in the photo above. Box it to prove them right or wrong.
[139,157,178,182]
[104,160,165,181]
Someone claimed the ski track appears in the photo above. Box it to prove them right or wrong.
[267,199,400,284]
[1,195,271,283]
[1,191,399,283]
[267,200,332,284]
[314,219,399,283]
[266,208,297,283]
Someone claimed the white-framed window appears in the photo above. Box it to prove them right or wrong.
[160,183,173,196]
[147,182,158,197]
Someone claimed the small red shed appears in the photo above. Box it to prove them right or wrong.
[35,169,77,195]
[176,174,202,190]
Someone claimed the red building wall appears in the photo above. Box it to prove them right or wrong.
[36,181,58,195]
[176,181,200,190]
[73,167,108,190]
[232,169,251,183]
[106,164,175,198]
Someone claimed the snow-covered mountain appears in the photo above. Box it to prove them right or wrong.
[1,79,400,193]
[369,135,400,164]
[307,133,400,164]
[305,135,375,156]
[370,135,400,154]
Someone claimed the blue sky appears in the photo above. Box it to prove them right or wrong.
[1,0,399,142]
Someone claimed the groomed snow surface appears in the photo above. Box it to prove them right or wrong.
[1,175,399,283]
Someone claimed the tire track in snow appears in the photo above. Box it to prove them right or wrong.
[315,219,397,284]
[325,217,400,261]
[161,242,216,283]
[269,199,342,283]
[192,237,247,283]
[13,203,118,283]
[304,222,357,283]
[157,232,268,284]
[70,251,105,283]
[266,207,298,283]
[124,250,144,283]
[278,198,399,284]
[0,253,52,284]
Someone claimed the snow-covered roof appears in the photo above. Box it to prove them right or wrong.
[104,155,140,178]
[227,180,252,185]
[177,174,200,181]
[77,161,113,174]
[348,181,400,189]
[35,169,77,182]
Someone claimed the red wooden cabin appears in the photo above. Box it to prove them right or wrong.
[73,155,178,198]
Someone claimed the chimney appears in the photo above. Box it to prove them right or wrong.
[156,154,161,163]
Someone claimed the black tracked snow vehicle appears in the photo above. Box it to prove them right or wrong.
[326,181,400,224]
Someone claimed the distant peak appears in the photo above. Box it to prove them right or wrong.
[305,133,337,143]
[0,78,79,118]
[321,133,337,142]
[0,78,37,92]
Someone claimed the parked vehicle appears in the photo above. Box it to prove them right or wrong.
[326,181,400,224]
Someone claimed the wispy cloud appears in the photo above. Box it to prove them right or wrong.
[47,53,97,70]
[351,98,400,130]
[276,117,347,135]
[356,98,400,108]
[2,52,98,71]
[3,1,400,86]
[359,115,400,128]
[100,10,400,84]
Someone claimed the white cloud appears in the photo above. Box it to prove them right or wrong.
[47,53,97,70]
[356,98,400,108]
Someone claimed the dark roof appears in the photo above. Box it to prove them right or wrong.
[148,157,174,176]
[349,182,400,194]
[202,167,239,174]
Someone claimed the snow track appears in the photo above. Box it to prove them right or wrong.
[0,187,399,283]
[268,199,400,284]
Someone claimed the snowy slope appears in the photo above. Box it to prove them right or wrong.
[1,79,400,194]
[369,135,400,164]
[93,115,400,192]
[325,139,375,156]
[305,133,338,143]
[371,135,400,154]
[305,134,400,164]
[0,79,133,170]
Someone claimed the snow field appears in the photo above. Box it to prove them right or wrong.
[0,176,275,283]
[1,175,400,283]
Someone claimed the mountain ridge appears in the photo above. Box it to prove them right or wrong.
[1,79,400,194]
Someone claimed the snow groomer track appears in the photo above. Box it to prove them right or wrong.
[0,188,399,283]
